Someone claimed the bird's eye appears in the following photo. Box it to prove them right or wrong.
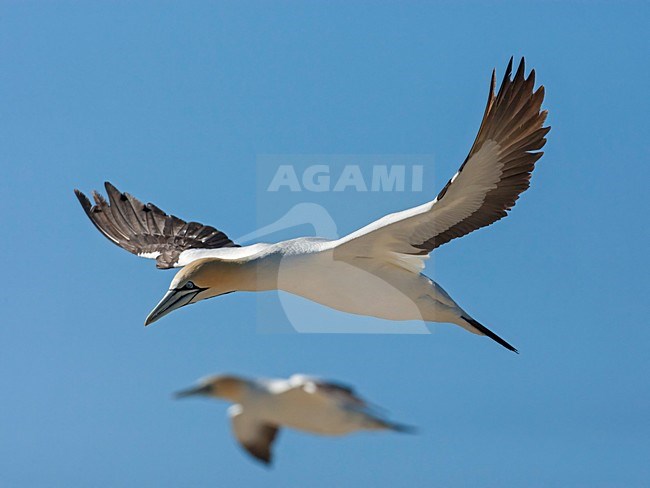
[184,281,195,290]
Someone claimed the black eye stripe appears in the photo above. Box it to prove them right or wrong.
[175,281,206,292]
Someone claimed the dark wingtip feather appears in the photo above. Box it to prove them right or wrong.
[514,57,526,81]
[488,69,497,103]
[501,56,514,87]
[74,189,92,213]
[91,190,106,206]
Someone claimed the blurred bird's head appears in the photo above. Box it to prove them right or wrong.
[174,375,246,402]
[145,259,240,325]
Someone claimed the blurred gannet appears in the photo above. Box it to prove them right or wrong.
[75,58,549,352]
[175,373,413,465]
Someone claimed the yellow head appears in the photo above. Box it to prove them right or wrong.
[144,258,241,325]
[174,374,247,402]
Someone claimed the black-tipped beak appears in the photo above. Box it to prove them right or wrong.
[174,384,213,399]
[145,288,200,326]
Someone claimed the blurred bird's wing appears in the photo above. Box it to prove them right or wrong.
[75,182,239,269]
[228,405,279,465]
[288,374,367,407]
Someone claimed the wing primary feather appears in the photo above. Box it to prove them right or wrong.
[75,182,239,269]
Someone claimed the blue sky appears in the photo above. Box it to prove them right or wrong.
[1,1,649,486]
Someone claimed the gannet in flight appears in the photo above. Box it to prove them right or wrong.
[175,374,413,465]
[75,58,549,352]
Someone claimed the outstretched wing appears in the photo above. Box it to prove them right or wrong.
[288,374,367,407]
[229,405,279,465]
[75,182,238,269]
[335,58,549,264]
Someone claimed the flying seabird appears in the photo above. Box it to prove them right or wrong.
[75,58,549,352]
[175,373,413,465]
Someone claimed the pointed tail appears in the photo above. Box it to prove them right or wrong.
[461,316,519,353]
[387,422,418,434]
[373,418,418,434]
